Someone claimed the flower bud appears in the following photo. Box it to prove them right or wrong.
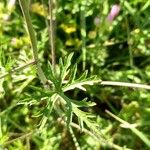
[107,5,120,22]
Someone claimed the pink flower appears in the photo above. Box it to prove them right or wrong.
[107,5,120,22]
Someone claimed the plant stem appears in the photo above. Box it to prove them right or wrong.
[48,0,56,69]
[0,60,35,79]
[4,132,33,145]
[69,127,81,150]
[125,17,133,67]
[18,0,48,86]
[106,110,150,148]
[80,3,86,70]
[101,81,150,90]
[58,118,132,150]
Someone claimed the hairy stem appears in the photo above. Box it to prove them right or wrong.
[101,81,150,90]
[58,118,132,150]
[18,0,48,86]
[80,3,86,70]
[48,0,56,68]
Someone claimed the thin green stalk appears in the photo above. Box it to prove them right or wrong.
[48,0,56,69]
[4,132,33,145]
[0,60,35,79]
[18,0,48,86]
[69,127,81,150]
[26,137,30,150]
[101,81,150,90]
[80,3,86,70]
[125,17,133,67]
[58,118,132,150]
[106,110,150,148]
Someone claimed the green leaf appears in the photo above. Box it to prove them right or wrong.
[63,78,100,92]
[29,85,54,96]
[78,118,84,131]
[57,92,73,127]
[73,107,106,141]
[47,62,61,89]
[59,53,74,84]
[71,98,96,107]
[68,64,77,84]
[77,70,88,81]
[66,105,73,128]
